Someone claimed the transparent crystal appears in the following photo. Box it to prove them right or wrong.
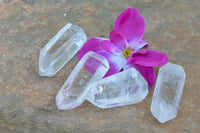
[150,63,186,123]
[86,68,148,108]
[39,23,87,77]
[56,51,109,110]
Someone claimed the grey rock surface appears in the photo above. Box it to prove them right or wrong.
[0,0,200,132]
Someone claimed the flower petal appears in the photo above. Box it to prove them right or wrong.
[130,49,168,67]
[77,37,105,60]
[124,64,156,89]
[114,8,145,46]
[77,37,126,78]
[101,40,121,55]
[97,51,126,78]
[126,50,147,64]
[109,30,128,49]
[133,40,149,50]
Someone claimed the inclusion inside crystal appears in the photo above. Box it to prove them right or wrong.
[39,23,87,77]
[150,63,186,123]
[86,68,148,108]
[56,51,109,110]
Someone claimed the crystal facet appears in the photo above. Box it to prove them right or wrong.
[39,23,87,77]
[86,68,148,108]
[150,63,186,123]
[56,51,109,110]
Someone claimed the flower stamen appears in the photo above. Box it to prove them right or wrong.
[122,47,132,58]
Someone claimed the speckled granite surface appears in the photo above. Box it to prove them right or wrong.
[0,0,200,132]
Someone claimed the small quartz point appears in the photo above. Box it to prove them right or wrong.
[86,68,148,108]
[39,23,87,77]
[56,51,109,110]
[150,63,186,123]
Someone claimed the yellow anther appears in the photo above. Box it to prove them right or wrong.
[122,47,132,58]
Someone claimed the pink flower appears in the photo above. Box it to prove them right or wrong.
[77,8,168,89]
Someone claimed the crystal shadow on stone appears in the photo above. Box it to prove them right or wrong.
[56,51,109,110]
[86,68,148,108]
[39,23,87,77]
[150,63,186,123]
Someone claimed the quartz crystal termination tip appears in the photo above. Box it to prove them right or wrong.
[86,68,149,108]
[39,23,87,77]
[56,51,109,110]
[150,63,186,123]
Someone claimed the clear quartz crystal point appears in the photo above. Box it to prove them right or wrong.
[39,23,87,77]
[150,63,186,123]
[86,68,149,108]
[56,51,109,110]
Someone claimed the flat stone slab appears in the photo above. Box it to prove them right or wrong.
[0,0,200,132]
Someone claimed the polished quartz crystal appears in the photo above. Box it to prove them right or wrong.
[150,63,186,123]
[56,51,109,110]
[86,68,148,108]
[39,23,87,77]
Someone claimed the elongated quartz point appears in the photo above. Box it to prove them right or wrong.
[56,51,109,110]
[86,68,148,108]
[39,23,87,77]
[150,63,186,123]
